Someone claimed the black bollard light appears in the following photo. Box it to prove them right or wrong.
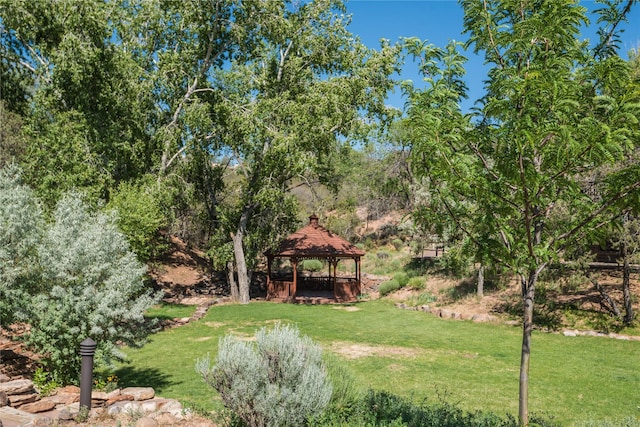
[79,338,97,411]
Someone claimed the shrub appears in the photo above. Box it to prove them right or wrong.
[196,323,332,427]
[316,354,363,422]
[393,272,409,287]
[107,177,168,262]
[405,292,437,307]
[26,193,161,383]
[311,389,558,427]
[407,276,426,290]
[301,259,324,272]
[573,418,640,427]
[0,165,42,327]
[379,279,401,296]
[391,238,404,251]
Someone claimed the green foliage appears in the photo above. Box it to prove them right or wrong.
[106,177,168,262]
[379,279,401,296]
[407,276,426,290]
[318,354,364,422]
[0,102,27,167]
[573,418,640,427]
[196,323,332,427]
[405,292,437,307]
[32,367,59,397]
[391,238,404,251]
[437,243,474,278]
[392,272,409,287]
[312,389,558,427]
[93,374,119,393]
[2,188,163,384]
[405,2,640,422]
[301,259,324,273]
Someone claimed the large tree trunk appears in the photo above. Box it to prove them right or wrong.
[232,207,252,304]
[477,264,485,298]
[519,268,539,427]
[227,260,239,302]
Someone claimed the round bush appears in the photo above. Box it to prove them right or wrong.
[393,272,409,287]
[407,276,426,290]
[301,259,324,272]
[391,238,404,251]
[196,323,332,427]
[379,279,401,296]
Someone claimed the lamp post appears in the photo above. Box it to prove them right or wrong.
[79,338,97,411]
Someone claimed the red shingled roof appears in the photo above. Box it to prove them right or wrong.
[267,214,365,258]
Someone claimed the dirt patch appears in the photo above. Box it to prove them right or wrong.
[332,306,361,312]
[327,341,422,359]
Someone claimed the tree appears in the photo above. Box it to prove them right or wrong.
[405,1,640,424]
[0,166,160,382]
[210,0,400,303]
[26,192,161,383]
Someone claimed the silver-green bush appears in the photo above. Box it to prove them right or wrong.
[26,192,162,382]
[196,323,332,427]
[0,168,161,383]
[0,165,43,327]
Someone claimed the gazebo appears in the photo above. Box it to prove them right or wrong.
[264,214,365,302]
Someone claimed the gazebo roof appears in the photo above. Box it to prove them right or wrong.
[266,214,365,258]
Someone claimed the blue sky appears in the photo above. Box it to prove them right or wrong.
[345,1,640,112]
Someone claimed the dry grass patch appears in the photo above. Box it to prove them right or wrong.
[327,341,423,359]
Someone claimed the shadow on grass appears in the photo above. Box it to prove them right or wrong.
[115,365,174,391]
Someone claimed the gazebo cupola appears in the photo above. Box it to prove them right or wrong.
[264,214,365,302]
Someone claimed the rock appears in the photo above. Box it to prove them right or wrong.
[91,390,109,400]
[33,417,54,427]
[0,379,35,395]
[154,412,178,425]
[0,391,7,407]
[89,407,106,419]
[419,305,431,313]
[106,388,121,399]
[106,393,134,406]
[460,312,473,321]
[157,398,183,415]
[8,392,39,406]
[43,392,78,405]
[439,309,454,318]
[0,373,10,383]
[471,313,497,322]
[136,417,159,427]
[0,406,39,424]
[56,407,74,420]
[121,387,155,401]
[140,400,158,413]
[57,385,80,394]
[563,329,578,337]
[18,398,56,413]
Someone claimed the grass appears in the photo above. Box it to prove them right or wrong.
[145,302,197,320]
[116,300,640,425]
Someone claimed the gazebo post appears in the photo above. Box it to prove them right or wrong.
[331,258,338,300]
[266,255,273,299]
[291,257,298,300]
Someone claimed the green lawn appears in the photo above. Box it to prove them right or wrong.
[116,300,640,425]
